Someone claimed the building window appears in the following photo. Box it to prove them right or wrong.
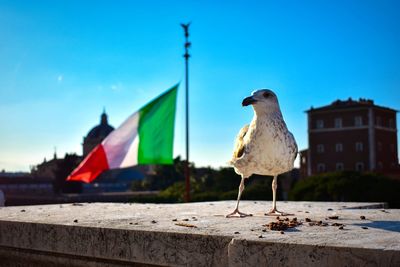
[377,162,383,170]
[377,142,382,151]
[354,116,363,126]
[355,162,364,172]
[355,142,363,152]
[302,157,306,164]
[316,119,324,129]
[334,118,342,128]
[391,144,395,152]
[317,163,326,173]
[335,143,343,152]
[389,118,394,128]
[376,116,382,126]
[336,162,344,171]
[317,144,325,153]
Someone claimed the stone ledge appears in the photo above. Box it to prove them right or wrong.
[0,201,399,266]
[0,246,157,267]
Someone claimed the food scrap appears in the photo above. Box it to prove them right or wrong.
[175,222,197,228]
[328,216,339,219]
[308,220,328,227]
[264,217,301,231]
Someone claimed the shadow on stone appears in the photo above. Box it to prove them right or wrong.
[284,228,301,233]
[354,221,400,233]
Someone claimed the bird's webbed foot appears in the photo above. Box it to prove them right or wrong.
[226,209,253,218]
[266,208,293,216]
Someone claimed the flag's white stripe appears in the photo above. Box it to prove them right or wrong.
[120,135,139,168]
[102,112,140,168]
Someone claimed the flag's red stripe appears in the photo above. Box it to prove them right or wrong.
[66,144,109,183]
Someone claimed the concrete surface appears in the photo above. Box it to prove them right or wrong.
[5,191,159,206]
[0,201,399,266]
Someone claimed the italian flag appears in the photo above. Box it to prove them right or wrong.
[67,84,178,183]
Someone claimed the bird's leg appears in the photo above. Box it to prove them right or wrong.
[266,175,293,216]
[226,176,251,218]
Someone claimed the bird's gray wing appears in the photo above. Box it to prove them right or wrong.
[232,124,249,159]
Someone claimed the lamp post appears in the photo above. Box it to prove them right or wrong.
[181,23,191,202]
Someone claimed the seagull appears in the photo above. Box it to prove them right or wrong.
[226,89,298,217]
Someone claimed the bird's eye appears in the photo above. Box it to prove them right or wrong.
[263,92,271,98]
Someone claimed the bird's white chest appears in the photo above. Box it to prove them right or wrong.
[243,117,295,175]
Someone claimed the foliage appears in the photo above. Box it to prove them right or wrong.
[130,162,281,203]
[211,167,241,192]
[289,171,400,208]
[241,175,274,200]
[158,181,186,202]
[131,156,189,191]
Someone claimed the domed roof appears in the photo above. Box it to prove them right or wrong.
[86,111,114,139]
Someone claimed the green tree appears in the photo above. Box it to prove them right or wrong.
[289,171,400,208]
[134,156,189,191]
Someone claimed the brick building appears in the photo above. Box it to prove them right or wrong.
[300,98,398,177]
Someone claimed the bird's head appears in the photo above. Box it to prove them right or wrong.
[242,89,280,113]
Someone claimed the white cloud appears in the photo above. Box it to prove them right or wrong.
[110,82,123,92]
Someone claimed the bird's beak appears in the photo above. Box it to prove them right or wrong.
[242,96,257,106]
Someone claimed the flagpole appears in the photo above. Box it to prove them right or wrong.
[181,23,191,202]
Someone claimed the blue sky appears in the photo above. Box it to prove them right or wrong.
[0,0,399,171]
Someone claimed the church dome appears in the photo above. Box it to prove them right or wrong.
[86,111,114,139]
[83,110,115,156]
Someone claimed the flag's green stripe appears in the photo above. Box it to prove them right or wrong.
[137,84,178,164]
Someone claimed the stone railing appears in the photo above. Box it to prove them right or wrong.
[0,201,399,266]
